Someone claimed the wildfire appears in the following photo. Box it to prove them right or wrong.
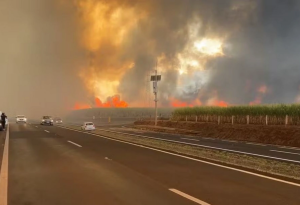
[95,95,128,108]
[194,38,224,56]
[62,1,227,108]
[73,95,128,110]
[73,103,91,110]
[170,98,202,108]
[249,85,268,105]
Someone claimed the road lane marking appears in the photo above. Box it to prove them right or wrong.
[278,146,300,151]
[181,138,200,141]
[0,124,9,205]
[222,139,237,143]
[169,189,210,205]
[93,128,300,164]
[202,137,215,140]
[246,142,266,146]
[58,126,300,187]
[44,130,50,133]
[68,141,82,147]
[270,150,300,156]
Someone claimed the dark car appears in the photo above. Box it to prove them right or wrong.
[53,117,63,124]
[41,116,53,126]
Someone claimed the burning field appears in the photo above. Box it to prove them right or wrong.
[61,0,300,110]
[2,0,300,117]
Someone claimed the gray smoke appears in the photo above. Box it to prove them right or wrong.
[1,0,300,118]
[0,0,87,118]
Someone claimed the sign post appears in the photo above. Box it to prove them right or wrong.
[150,65,161,126]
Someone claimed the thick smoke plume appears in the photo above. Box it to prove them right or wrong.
[1,0,300,117]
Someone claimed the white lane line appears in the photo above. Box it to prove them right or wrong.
[278,146,300,151]
[169,189,210,205]
[0,124,9,205]
[222,139,237,143]
[246,142,266,146]
[270,150,300,156]
[181,138,200,141]
[58,126,300,187]
[44,130,50,133]
[68,141,82,148]
[94,128,300,164]
[202,137,215,140]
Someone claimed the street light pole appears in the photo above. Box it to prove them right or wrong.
[150,61,161,127]
[154,67,158,126]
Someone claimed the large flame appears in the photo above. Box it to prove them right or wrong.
[73,103,91,110]
[95,95,128,108]
[170,98,202,108]
[73,95,128,110]
[64,0,227,108]
[74,0,145,100]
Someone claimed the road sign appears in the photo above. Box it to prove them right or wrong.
[150,75,161,81]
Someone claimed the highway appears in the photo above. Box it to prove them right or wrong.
[1,123,300,205]
[101,126,300,164]
[63,120,300,164]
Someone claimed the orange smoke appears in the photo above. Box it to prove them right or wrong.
[249,85,268,105]
[216,100,228,107]
[95,95,128,108]
[258,85,268,94]
[170,98,202,107]
[73,103,91,110]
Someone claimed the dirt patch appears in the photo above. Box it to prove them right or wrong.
[134,121,300,147]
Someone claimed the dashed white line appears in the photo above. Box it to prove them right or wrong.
[222,139,237,143]
[181,138,200,141]
[58,126,300,187]
[278,146,300,151]
[169,189,210,205]
[68,141,82,148]
[246,142,266,146]
[44,130,50,133]
[202,137,215,140]
[0,124,9,205]
[270,150,300,156]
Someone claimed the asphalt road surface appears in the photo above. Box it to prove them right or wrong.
[2,123,300,205]
[62,120,300,164]
[100,126,300,164]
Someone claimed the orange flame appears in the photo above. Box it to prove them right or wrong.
[216,100,228,107]
[95,95,128,108]
[73,103,91,110]
[170,98,202,107]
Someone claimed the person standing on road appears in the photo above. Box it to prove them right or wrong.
[1,112,7,130]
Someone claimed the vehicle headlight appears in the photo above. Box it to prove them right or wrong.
[42,120,45,122]
[51,120,53,122]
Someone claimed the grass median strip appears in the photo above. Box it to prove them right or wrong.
[60,125,300,180]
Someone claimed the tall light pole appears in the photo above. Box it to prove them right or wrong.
[151,61,161,126]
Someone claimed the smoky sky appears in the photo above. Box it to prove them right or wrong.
[0,0,88,118]
[1,0,300,117]
[204,0,300,104]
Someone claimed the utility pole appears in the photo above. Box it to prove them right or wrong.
[154,66,158,126]
[150,61,161,126]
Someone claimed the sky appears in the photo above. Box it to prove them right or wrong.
[1,0,300,117]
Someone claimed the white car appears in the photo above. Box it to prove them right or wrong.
[16,115,27,123]
[81,122,95,131]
